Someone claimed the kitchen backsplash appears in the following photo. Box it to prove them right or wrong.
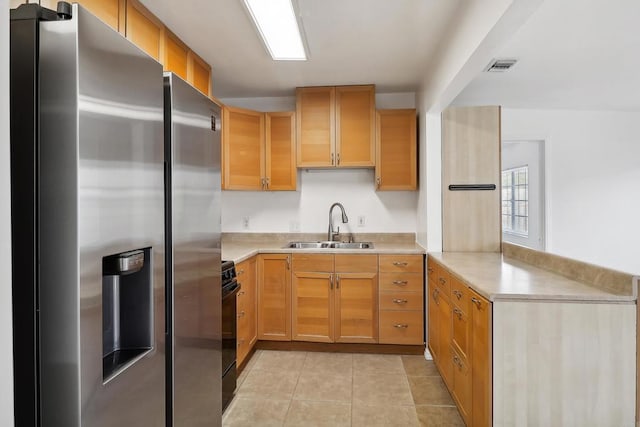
[221,169,418,233]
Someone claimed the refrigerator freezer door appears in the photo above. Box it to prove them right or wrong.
[38,5,165,426]
[165,73,222,426]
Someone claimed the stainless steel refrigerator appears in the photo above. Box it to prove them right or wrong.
[163,73,222,425]
[10,3,166,425]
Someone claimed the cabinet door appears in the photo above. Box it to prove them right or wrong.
[222,106,265,190]
[334,272,378,343]
[335,85,375,167]
[437,293,453,388]
[125,0,162,61]
[76,0,124,33]
[265,112,296,190]
[427,281,439,361]
[296,86,335,167]
[470,289,492,427]
[163,28,189,80]
[257,254,291,341]
[236,257,257,366]
[292,271,333,342]
[451,346,472,426]
[187,50,212,97]
[375,109,417,190]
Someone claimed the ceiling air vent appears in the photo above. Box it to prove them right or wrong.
[485,58,517,72]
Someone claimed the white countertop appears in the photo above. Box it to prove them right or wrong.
[429,252,636,303]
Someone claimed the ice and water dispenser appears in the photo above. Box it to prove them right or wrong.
[102,248,154,383]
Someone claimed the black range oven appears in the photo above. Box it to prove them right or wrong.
[221,260,239,411]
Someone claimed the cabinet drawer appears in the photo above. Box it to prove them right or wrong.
[335,254,377,273]
[292,253,334,272]
[379,272,423,292]
[379,291,423,311]
[450,275,470,313]
[379,254,423,273]
[379,311,423,345]
[434,265,451,294]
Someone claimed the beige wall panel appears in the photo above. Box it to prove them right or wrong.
[493,301,636,427]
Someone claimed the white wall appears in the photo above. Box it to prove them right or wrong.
[502,108,640,275]
[220,93,418,234]
[1,1,15,424]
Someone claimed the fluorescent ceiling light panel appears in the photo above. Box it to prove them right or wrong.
[244,0,307,60]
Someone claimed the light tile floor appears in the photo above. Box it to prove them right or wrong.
[222,350,464,426]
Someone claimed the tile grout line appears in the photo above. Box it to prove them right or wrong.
[281,350,308,426]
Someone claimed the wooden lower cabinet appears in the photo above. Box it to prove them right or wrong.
[470,288,492,427]
[257,254,291,341]
[236,256,257,366]
[428,256,492,427]
[291,254,378,343]
[451,345,472,425]
[378,254,424,345]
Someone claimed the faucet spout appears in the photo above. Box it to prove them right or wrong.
[328,202,349,241]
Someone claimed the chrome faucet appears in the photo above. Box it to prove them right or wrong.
[328,202,349,241]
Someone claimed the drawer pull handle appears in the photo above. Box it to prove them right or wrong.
[453,354,463,368]
[427,267,434,274]
[238,269,244,275]
[453,307,463,319]
[392,261,409,266]
[330,274,334,289]
[392,299,408,304]
[393,324,409,329]
[392,280,408,286]
[336,275,340,289]
[238,291,245,296]
[438,277,446,285]
[471,297,482,308]
[452,290,462,299]
[238,311,245,318]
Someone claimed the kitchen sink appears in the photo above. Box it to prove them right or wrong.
[284,241,374,249]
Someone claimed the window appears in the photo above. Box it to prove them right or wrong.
[502,166,529,235]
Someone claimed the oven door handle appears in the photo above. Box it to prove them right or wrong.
[222,281,240,300]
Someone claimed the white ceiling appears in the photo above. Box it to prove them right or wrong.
[140,0,465,98]
[453,0,640,111]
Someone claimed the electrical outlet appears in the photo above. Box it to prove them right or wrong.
[242,216,250,229]
[357,216,366,227]
[289,220,300,232]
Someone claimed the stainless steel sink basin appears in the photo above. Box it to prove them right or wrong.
[330,242,374,249]
[284,241,374,249]
[286,241,333,249]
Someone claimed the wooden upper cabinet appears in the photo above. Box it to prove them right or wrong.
[375,109,417,190]
[296,85,375,168]
[222,106,265,190]
[163,28,189,81]
[187,50,212,97]
[265,112,296,190]
[76,0,124,33]
[335,85,375,167]
[125,0,162,61]
[296,86,335,167]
